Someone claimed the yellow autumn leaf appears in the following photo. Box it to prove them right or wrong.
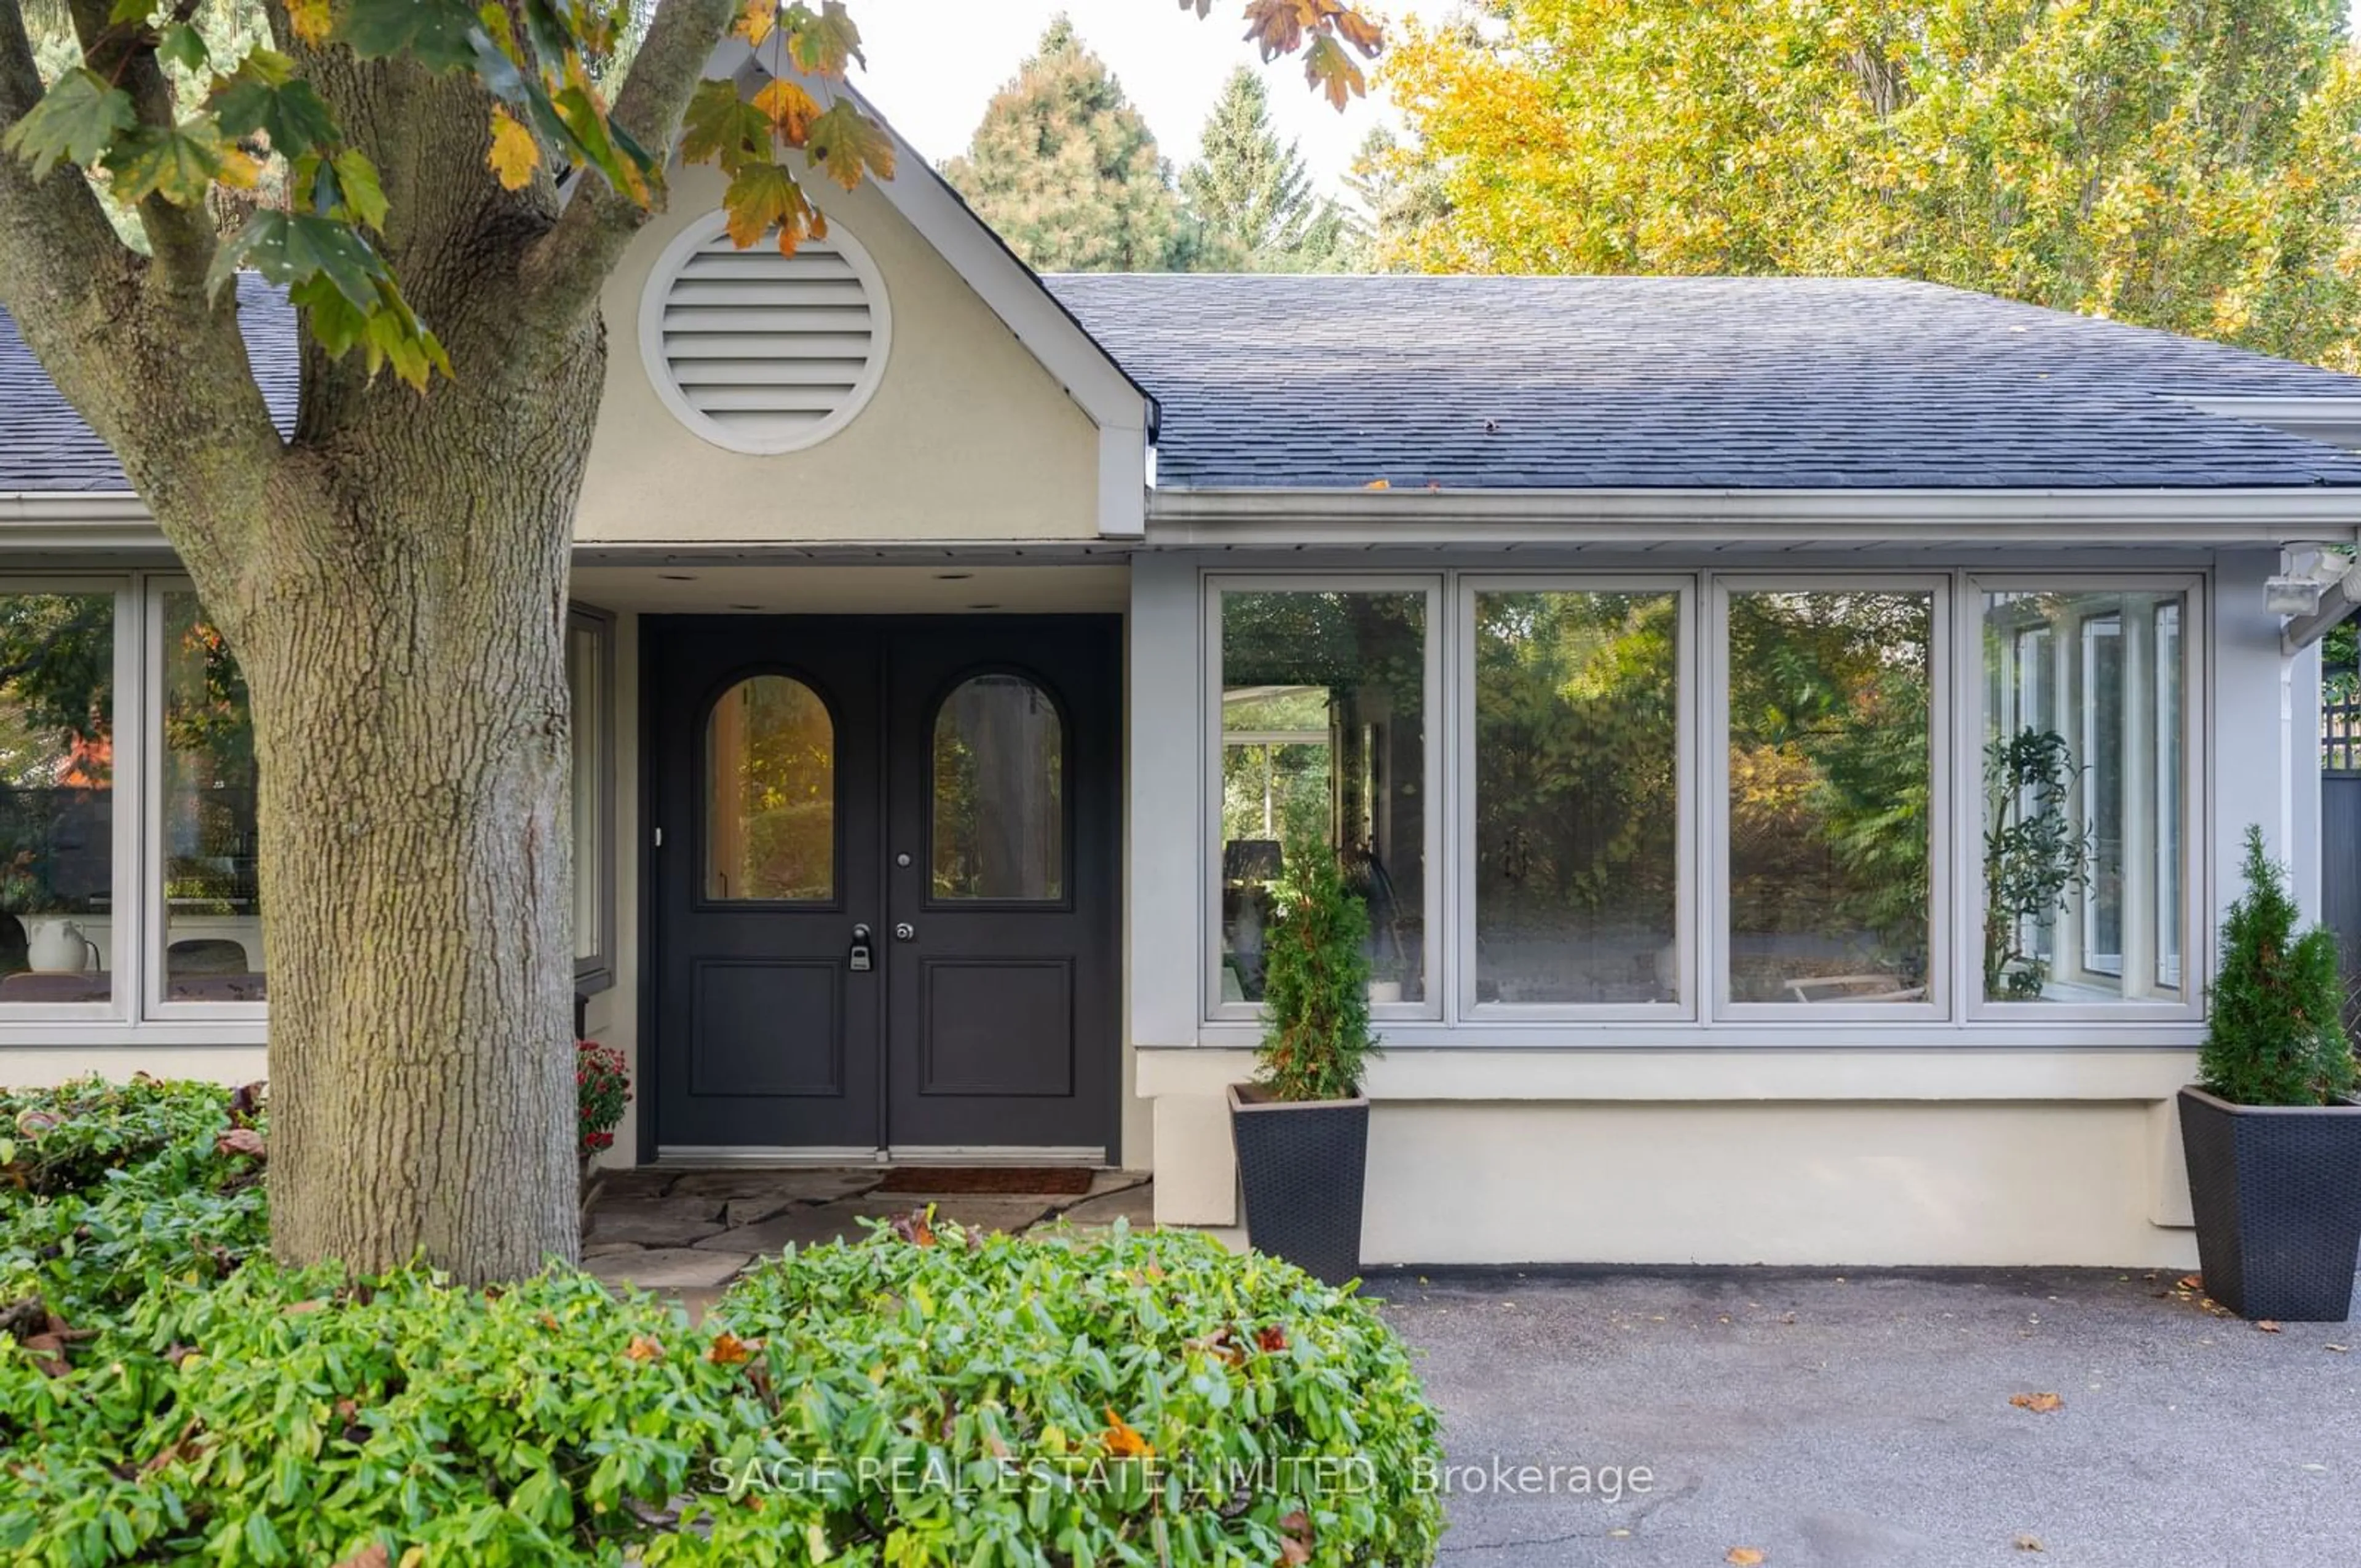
[1100,1406,1153,1459]
[1726,1551,1766,1567]
[216,147,263,190]
[2008,1391,2063,1414]
[752,76,820,143]
[487,108,539,191]
[735,0,777,48]
[286,0,331,47]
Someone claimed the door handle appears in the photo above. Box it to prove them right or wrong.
[848,923,873,972]
[893,922,916,942]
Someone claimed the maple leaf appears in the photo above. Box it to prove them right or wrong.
[753,77,820,144]
[804,98,895,190]
[3,69,135,182]
[2008,1392,2063,1413]
[735,0,778,49]
[1303,34,1367,112]
[487,108,539,191]
[1242,0,1312,61]
[1331,6,1384,56]
[625,1334,664,1362]
[217,148,264,190]
[681,78,770,174]
[1100,1406,1152,1458]
[286,0,332,47]
[786,0,866,74]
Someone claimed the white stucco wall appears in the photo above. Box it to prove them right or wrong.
[577,165,1103,547]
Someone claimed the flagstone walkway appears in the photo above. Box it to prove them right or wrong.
[579,1167,1155,1310]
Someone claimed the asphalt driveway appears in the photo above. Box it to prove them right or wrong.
[1374,1266,2360,1567]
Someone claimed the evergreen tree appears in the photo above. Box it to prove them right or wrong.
[2201,827,2357,1106]
[941,17,1193,273]
[1340,125,1450,272]
[1181,68,1347,272]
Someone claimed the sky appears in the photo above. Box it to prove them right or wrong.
[847,1,1405,197]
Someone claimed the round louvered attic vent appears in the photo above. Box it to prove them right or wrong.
[637,213,891,455]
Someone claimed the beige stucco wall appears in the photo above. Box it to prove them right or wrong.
[1142,1049,2201,1268]
[577,165,1102,546]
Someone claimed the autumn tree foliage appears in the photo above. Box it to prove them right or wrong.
[1381,0,2361,367]
[941,17,1196,274]
[0,0,1377,1284]
[1182,66,1347,272]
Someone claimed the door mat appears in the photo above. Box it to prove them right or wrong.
[876,1167,1096,1196]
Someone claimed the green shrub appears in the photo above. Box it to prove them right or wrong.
[2200,825,2359,1107]
[1,1079,1446,1568]
[1257,843,1379,1102]
[1,1076,268,1325]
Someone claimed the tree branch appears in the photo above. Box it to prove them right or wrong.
[519,0,740,321]
[66,0,218,290]
[0,0,286,585]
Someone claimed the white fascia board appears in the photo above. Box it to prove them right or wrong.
[0,493,169,550]
[2179,396,2361,450]
[1143,485,2361,547]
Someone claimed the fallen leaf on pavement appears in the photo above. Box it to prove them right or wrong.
[1726,1550,1766,1566]
[2009,1392,2064,1414]
[2176,1274,2203,1291]
[2325,1344,2349,1353]
[2013,1534,2045,1552]
[2255,1320,2282,1333]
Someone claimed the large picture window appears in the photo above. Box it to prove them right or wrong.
[1722,589,1937,1009]
[1217,586,1431,1010]
[1980,588,2189,1005]
[1470,587,1683,1009]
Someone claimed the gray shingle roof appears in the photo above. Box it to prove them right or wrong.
[9,270,2361,494]
[0,273,296,494]
[1045,273,2361,490]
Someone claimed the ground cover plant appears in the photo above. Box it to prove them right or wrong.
[0,1078,1444,1566]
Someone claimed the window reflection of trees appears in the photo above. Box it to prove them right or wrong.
[1726,591,1933,1003]
[706,676,834,902]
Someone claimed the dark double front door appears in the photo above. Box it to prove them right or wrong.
[648,616,1118,1158]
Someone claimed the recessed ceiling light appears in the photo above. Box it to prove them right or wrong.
[658,572,697,581]
[936,572,973,581]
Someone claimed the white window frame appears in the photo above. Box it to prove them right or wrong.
[1707,573,1952,1025]
[570,602,617,995]
[1963,572,2206,1023]
[1455,574,1697,1022]
[142,577,266,1023]
[1203,573,1445,1025]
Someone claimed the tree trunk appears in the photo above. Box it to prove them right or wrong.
[215,333,602,1284]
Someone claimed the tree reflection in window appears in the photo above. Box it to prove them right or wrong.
[706,675,834,901]
[1725,591,1933,1004]
[932,674,1063,900]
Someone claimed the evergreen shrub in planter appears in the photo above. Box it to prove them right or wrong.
[1230,842,1379,1286]
[2180,826,2361,1322]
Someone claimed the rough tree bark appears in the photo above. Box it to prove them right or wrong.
[0,0,739,1281]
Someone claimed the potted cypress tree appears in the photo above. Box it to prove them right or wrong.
[1228,840,1380,1285]
[2179,826,2361,1321]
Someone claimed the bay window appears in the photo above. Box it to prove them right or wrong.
[1201,569,2201,1035]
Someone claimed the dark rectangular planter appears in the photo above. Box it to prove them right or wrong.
[1228,1083,1369,1287]
[2178,1086,2361,1322]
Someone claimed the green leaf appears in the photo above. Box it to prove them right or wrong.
[680,77,769,174]
[157,23,210,74]
[334,0,481,69]
[2,68,136,181]
[784,0,866,74]
[331,150,389,232]
[212,68,339,160]
[108,120,228,207]
[803,98,895,190]
[208,209,388,311]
